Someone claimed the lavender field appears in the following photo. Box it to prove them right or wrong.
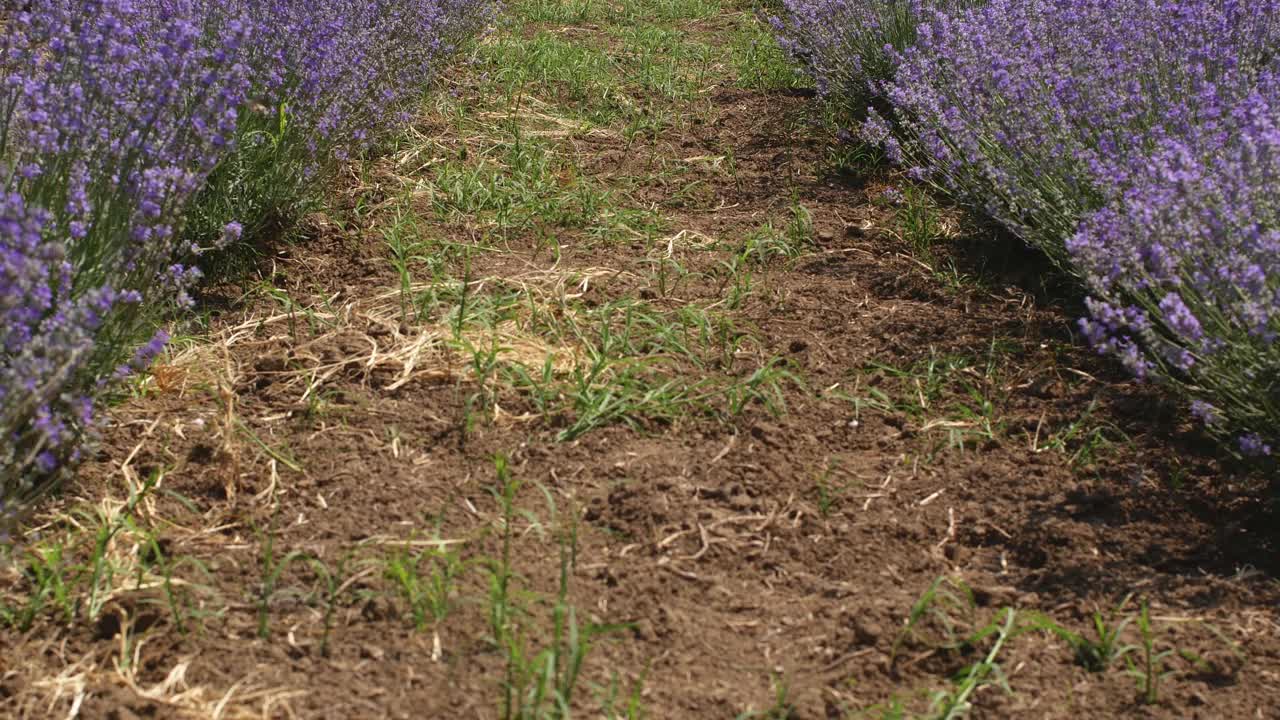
[1,0,1277,717]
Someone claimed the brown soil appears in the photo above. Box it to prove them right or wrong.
[3,3,1278,719]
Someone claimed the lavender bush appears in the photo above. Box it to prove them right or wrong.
[186,0,495,252]
[769,0,978,118]
[1069,75,1280,455]
[1,0,492,530]
[882,0,1280,268]
[1,0,252,522]
[873,0,1280,454]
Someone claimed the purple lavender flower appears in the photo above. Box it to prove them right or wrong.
[217,221,243,249]
[879,187,905,205]
[1239,433,1272,457]
[1158,294,1204,347]
[1190,400,1221,427]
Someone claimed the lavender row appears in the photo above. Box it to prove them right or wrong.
[1,0,493,528]
[773,0,1280,458]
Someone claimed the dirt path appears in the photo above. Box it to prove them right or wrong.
[4,1,1279,718]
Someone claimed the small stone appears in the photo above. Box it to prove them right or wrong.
[852,618,882,645]
[360,643,386,661]
[943,543,968,563]
[971,584,1019,607]
[633,619,658,642]
[750,421,782,444]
